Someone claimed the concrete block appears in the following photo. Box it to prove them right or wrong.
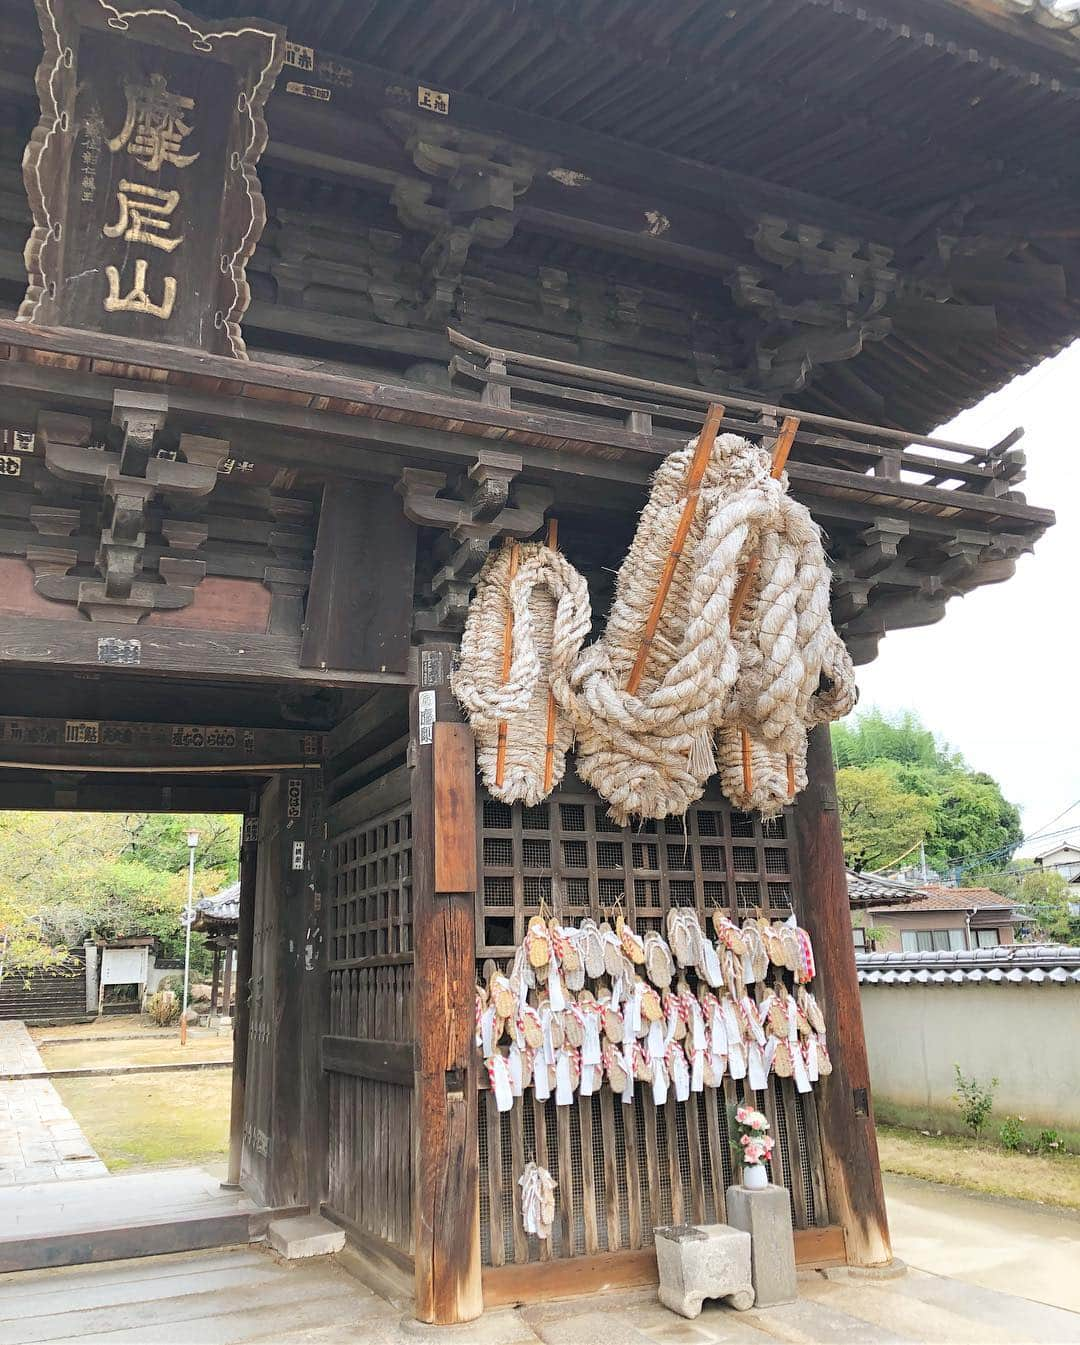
[268,1213,346,1260]
[654,1223,755,1320]
[725,1183,797,1308]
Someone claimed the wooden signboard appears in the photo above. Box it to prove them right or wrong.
[19,0,285,358]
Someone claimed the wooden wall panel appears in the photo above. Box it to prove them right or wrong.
[300,481,416,675]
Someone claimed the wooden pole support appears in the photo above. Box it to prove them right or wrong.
[225,803,256,1188]
[493,542,521,787]
[770,416,801,479]
[793,725,892,1268]
[412,645,483,1324]
[626,402,725,696]
[542,517,559,793]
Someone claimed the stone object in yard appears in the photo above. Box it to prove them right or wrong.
[268,1213,346,1260]
[190,982,212,1002]
[654,1222,755,1319]
[725,1182,797,1308]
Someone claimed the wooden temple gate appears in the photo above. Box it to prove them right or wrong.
[0,0,1068,1324]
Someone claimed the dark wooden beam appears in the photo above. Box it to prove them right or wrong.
[0,715,324,770]
[321,1034,413,1086]
[0,617,410,689]
[793,726,892,1268]
[0,777,253,812]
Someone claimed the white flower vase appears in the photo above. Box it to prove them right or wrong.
[742,1162,768,1191]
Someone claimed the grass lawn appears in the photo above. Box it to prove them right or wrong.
[53,1070,231,1171]
[38,1033,233,1070]
[877,1124,1080,1211]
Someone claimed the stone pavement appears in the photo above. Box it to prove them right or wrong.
[0,1021,107,1184]
[6,1244,1080,1345]
[884,1171,1080,1315]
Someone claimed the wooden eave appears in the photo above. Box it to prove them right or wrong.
[0,320,1054,545]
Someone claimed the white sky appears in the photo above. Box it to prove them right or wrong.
[852,339,1080,856]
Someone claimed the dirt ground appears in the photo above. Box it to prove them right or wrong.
[35,1033,233,1070]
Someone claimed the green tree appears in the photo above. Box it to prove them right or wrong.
[0,889,69,985]
[969,864,1080,944]
[0,811,241,979]
[833,708,946,772]
[836,762,937,872]
[831,710,1021,874]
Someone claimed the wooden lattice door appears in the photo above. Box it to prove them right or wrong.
[475,775,831,1269]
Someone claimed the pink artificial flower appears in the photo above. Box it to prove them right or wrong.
[751,1115,767,1131]
[736,1106,750,1123]
[740,1133,751,1147]
[743,1142,764,1164]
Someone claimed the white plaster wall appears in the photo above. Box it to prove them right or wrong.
[860,981,1080,1133]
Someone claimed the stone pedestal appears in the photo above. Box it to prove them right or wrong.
[654,1223,755,1319]
[268,1214,346,1260]
[725,1183,798,1308]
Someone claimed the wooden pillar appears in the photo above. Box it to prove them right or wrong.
[411,641,483,1325]
[210,946,222,1016]
[793,725,892,1267]
[221,939,235,1018]
[225,805,258,1190]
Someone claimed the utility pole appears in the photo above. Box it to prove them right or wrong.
[181,829,199,1044]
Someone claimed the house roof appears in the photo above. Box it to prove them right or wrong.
[857,943,1080,984]
[1032,841,1080,859]
[870,884,1015,915]
[847,871,931,909]
[192,881,240,930]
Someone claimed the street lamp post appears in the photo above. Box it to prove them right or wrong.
[181,829,199,1043]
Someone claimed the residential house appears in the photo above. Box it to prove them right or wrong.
[848,872,1015,952]
[1032,842,1080,916]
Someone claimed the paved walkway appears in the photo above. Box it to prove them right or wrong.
[3,1245,1078,1345]
[884,1171,1080,1315]
[0,1022,107,1184]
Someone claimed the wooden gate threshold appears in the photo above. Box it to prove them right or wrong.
[0,1205,305,1275]
[481,1225,846,1307]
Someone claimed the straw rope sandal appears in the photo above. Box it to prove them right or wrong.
[525,914,552,970]
[798,987,826,1035]
[616,913,646,966]
[596,988,624,1043]
[666,907,697,969]
[713,913,748,958]
[643,930,675,989]
[520,1162,557,1240]
[603,1041,630,1096]
[518,1005,544,1051]
[771,1038,794,1079]
[578,918,607,980]
[668,1040,691,1102]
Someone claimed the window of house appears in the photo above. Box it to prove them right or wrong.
[852,926,867,950]
[975,928,1000,948]
[901,928,965,952]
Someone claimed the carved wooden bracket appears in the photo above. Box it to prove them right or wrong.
[34,391,227,621]
[383,111,556,324]
[398,450,553,634]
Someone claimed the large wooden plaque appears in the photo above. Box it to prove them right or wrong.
[19,0,284,357]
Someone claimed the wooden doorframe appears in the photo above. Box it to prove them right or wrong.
[410,641,483,1325]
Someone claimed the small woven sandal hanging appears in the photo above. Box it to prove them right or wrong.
[452,538,592,806]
